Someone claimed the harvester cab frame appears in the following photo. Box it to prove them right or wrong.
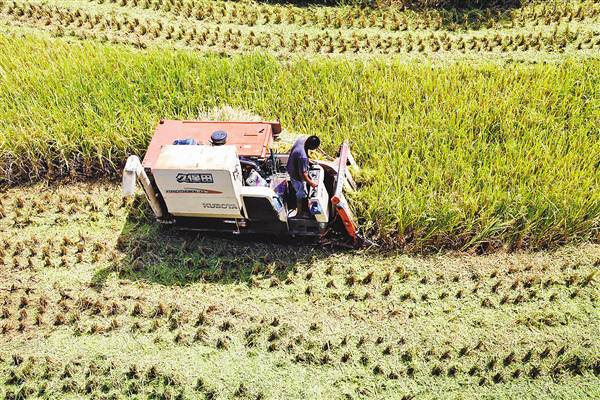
[123,120,360,245]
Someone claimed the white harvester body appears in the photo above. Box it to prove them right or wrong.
[122,120,360,244]
[153,145,244,219]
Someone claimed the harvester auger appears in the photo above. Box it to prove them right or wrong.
[123,120,362,246]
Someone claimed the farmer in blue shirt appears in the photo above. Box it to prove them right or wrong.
[286,135,321,217]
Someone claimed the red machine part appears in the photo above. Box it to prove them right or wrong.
[142,120,281,169]
[331,141,359,242]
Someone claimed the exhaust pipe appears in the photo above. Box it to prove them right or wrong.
[123,155,164,218]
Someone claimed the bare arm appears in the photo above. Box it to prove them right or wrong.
[303,171,318,188]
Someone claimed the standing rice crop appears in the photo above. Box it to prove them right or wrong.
[0,34,598,250]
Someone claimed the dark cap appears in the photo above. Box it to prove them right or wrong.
[210,130,227,145]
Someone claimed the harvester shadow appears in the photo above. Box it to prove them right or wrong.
[92,209,339,287]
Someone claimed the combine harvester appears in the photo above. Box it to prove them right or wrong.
[123,120,363,246]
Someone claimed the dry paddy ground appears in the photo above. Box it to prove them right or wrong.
[0,182,599,399]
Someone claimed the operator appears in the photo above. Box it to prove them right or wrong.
[286,135,321,217]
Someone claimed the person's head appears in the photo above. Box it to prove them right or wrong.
[304,135,320,152]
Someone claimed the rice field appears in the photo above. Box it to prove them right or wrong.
[0,183,598,399]
[1,0,600,58]
[1,1,599,398]
[1,1,599,251]
[1,31,599,250]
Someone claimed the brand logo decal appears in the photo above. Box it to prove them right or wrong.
[202,203,238,209]
[176,173,214,184]
[165,188,222,194]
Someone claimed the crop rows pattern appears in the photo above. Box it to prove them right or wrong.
[98,0,600,30]
[1,183,599,398]
[1,0,600,56]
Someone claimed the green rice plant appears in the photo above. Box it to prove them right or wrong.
[0,33,599,250]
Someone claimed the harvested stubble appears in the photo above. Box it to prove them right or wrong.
[3,1,600,58]
[1,34,598,250]
[101,0,600,32]
[0,182,597,398]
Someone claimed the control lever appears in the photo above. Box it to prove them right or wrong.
[308,168,320,198]
[307,165,328,223]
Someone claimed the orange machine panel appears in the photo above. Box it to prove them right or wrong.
[142,120,281,169]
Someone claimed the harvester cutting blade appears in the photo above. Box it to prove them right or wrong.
[330,141,361,245]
